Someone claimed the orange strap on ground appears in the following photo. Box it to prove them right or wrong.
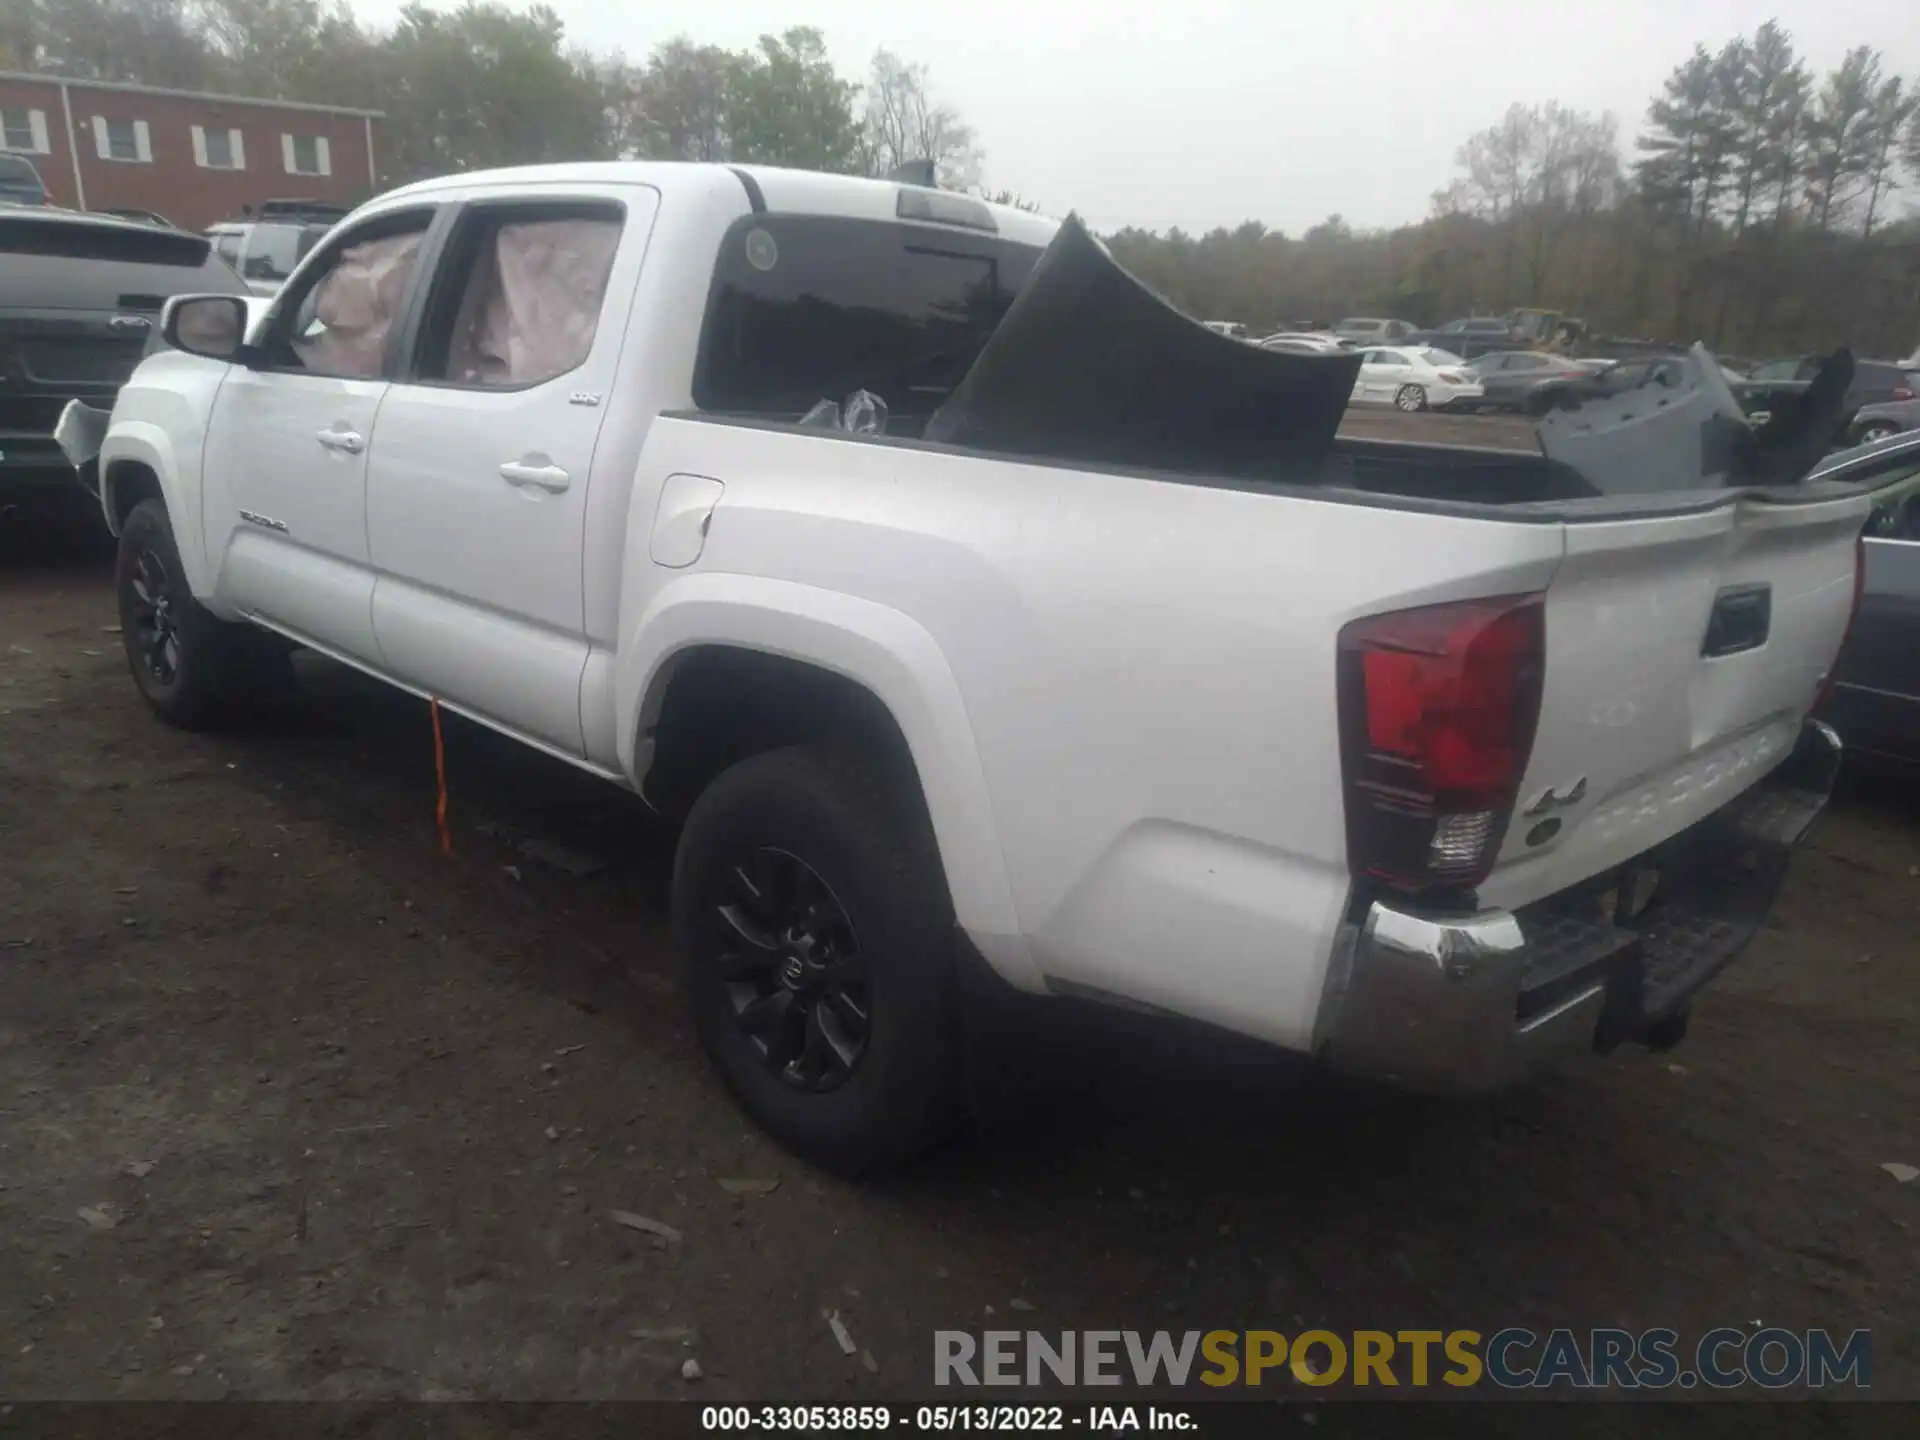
[429,696,452,856]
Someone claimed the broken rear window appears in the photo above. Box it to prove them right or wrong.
[693,214,1044,423]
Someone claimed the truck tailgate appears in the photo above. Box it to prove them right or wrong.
[1481,490,1864,911]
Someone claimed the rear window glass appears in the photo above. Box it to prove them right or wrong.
[0,155,40,181]
[0,215,209,266]
[694,215,1043,420]
[241,222,327,284]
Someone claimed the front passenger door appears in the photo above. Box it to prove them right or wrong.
[202,206,440,662]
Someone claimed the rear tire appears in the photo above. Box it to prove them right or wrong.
[673,745,960,1175]
[1395,384,1428,412]
[116,498,291,730]
[1857,422,1900,446]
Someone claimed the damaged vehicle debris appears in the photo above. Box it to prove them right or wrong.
[74,161,1898,1173]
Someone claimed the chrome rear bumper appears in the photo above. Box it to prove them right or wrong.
[1316,719,1841,1093]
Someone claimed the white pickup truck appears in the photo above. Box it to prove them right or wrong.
[79,162,1869,1173]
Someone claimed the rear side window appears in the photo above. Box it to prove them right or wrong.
[1859,362,1918,393]
[413,202,624,389]
[694,215,1042,420]
[0,214,247,309]
[0,214,207,266]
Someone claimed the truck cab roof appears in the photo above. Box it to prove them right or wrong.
[378,161,1062,249]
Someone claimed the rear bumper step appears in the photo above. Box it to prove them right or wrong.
[1317,718,1840,1093]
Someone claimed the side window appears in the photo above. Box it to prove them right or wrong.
[413,202,624,389]
[1751,360,1797,382]
[1508,354,1548,372]
[265,210,433,379]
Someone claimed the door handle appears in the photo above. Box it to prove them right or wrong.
[316,428,364,454]
[499,459,570,494]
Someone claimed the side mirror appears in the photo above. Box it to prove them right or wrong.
[161,294,250,362]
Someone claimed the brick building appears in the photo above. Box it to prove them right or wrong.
[0,72,380,232]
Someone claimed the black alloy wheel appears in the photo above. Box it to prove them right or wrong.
[714,846,872,1092]
[124,544,182,688]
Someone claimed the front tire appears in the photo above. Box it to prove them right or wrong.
[1858,422,1900,446]
[116,499,290,730]
[673,745,960,1174]
[1395,384,1428,412]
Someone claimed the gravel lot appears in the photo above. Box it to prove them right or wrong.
[2,410,1916,1417]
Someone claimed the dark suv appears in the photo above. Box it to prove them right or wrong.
[2,207,247,509]
[1748,355,1918,411]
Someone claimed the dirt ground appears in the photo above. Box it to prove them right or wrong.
[2,421,1917,1415]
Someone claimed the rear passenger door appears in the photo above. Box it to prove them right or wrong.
[365,185,657,758]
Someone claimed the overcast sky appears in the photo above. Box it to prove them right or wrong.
[350,1,1920,236]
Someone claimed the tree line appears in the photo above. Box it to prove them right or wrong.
[5,7,1915,357]
[1,1,1011,197]
[1109,20,1920,359]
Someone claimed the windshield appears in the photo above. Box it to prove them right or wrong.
[694,215,1044,421]
[1420,348,1461,367]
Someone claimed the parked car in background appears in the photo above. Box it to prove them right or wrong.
[1846,397,1920,447]
[0,154,52,206]
[1466,351,1603,410]
[1404,316,1516,360]
[1259,331,1351,354]
[1750,355,1919,412]
[1811,431,1920,770]
[1,206,248,518]
[1350,345,1483,411]
[1201,320,1249,339]
[96,208,177,228]
[1334,316,1415,345]
[206,201,348,297]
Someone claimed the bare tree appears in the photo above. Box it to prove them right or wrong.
[1449,102,1620,302]
[858,50,981,189]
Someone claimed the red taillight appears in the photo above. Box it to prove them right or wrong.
[1439,371,1466,384]
[1337,594,1546,894]
[1891,387,1914,401]
[1813,534,1867,715]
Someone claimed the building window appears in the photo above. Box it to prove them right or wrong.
[192,125,246,170]
[282,133,330,177]
[92,116,152,163]
[1,107,51,154]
